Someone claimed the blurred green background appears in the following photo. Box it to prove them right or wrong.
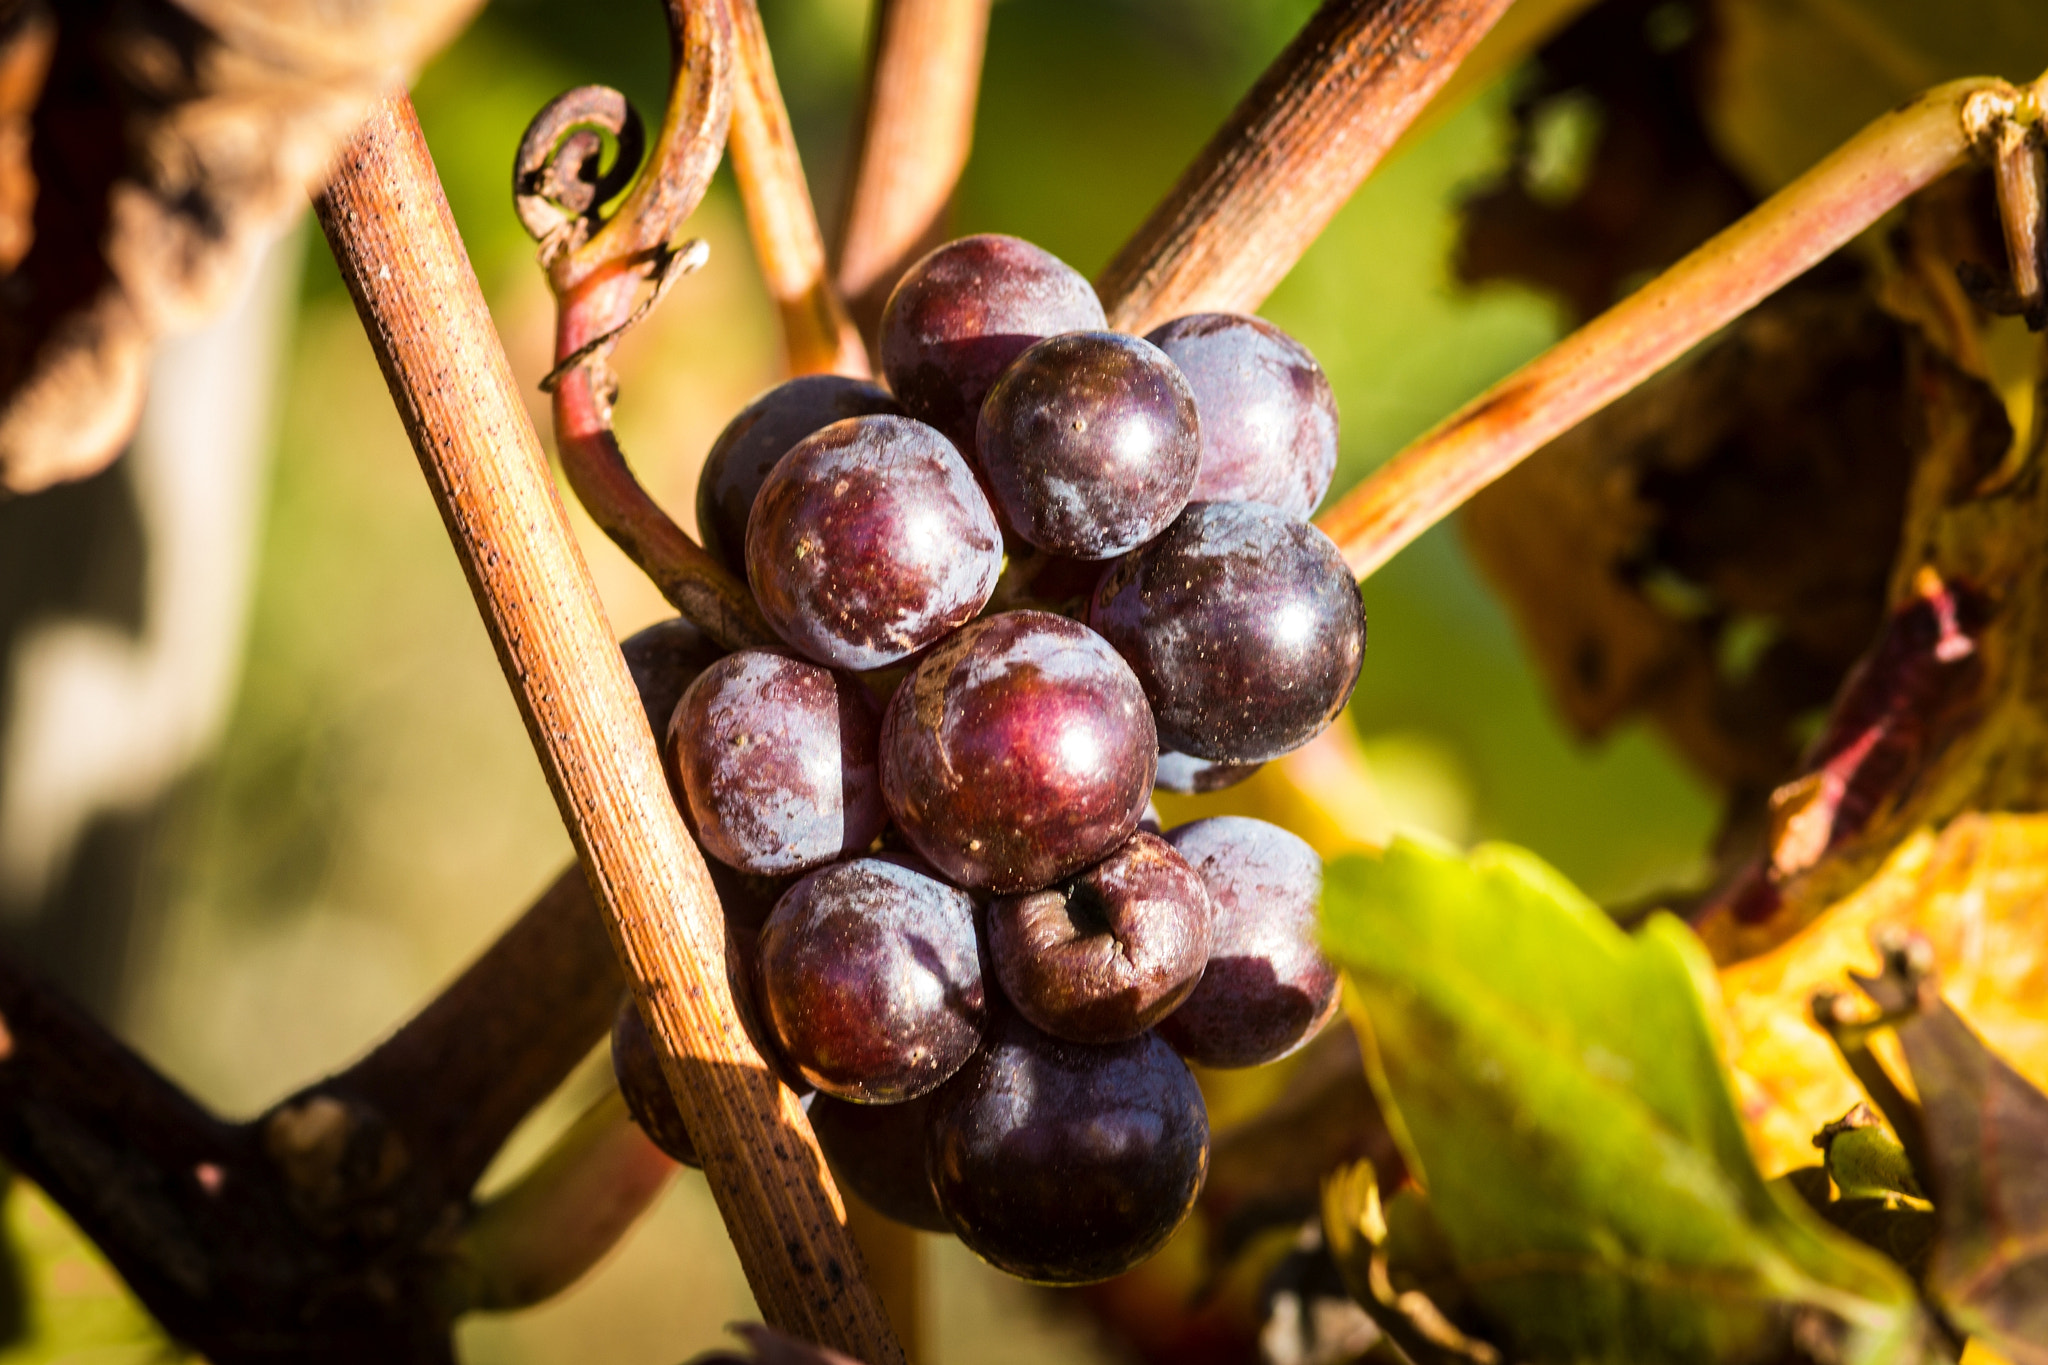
[4,0,1722,1359]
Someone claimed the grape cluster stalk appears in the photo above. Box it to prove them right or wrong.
[617,233,1364,1285]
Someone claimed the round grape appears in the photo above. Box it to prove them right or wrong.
[881,611,1155,893]
[667,648,884,876]
[611,997,700,1167]
[1154,748,1262,795]
[1144,313,1338,518]
[987,831,1211,1044]
[1090,501,1365,763]
[878,235,1107,455]
[697,375,902,577]
[747,415,1001,671]
[1157,816,1338,1068]
[926,1010,1209,1284]
[976,332,1199,559]
[758,856,987,1103]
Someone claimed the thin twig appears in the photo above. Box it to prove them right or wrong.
[1096,0,1517,336]
[315,93,904,1364]
[516,0,775,651]
[728,0,869,376]
[1316,75,2029,581]
[833,0,991,339]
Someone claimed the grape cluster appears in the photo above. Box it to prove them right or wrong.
[614,234,1365,1286]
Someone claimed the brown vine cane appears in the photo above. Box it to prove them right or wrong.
[315,91,905,1363]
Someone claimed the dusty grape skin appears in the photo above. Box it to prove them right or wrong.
[610,998,700,1167]
[1157,817,1338,1069]
[758,856,987,1103]
[1154,748,1262,795]
[697,375,902,577]
[987,832,1211,1044]
[1090,501,1366,763]
[1145,313,1339,518]
[747,415,1002,671]
[809,1093,950,1232]
[975,332,1200,559]
[925,1011,1209,1284]
[878,234,1107,455]
[668,648,885,876]
[881,611,1156,894]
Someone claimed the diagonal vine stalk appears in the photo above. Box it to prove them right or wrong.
[1314,71,2048,582]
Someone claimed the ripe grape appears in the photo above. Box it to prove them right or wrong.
[926,1010,1208,1284]
[758,856,986,1103]
[1144,313,1338,518]
[747,415,1001,671]
[697,375,902,577]
[976,332,1200,559]
[880,611,1156,893]
[610,997,700,1167]
[1090,501,1366,763]
[986,831,1211,1044]
[1157,816,1337,1068]
[667,648,884,876]
[878,234,1107,454]
[809,1093,950,1232]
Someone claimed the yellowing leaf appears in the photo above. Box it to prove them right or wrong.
[1720,813,2048,1175]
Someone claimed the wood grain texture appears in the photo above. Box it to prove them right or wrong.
[314,93,904,1365]
[1315,76,2005,583]
[834,0,990,337]
[1096,0,1514,335]
[729,0,868,376]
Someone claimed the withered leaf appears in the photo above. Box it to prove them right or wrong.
[0,0,482,494]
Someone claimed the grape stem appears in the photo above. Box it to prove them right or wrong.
[1316,71,2048,582]
[833,0,992,340]
[1095,0,1519,336]
[514,0,773,651]
[317,90,906,1365]
[728,0,871,377]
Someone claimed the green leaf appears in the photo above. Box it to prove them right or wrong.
[1322,837,1931,1364]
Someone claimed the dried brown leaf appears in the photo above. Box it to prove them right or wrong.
[0,0,481,493]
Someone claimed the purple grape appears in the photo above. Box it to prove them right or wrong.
[1154,749,1262,795]
[881,611,1156,893]
[611,997,700,1167]
[697,375,902,577]
[878,234,1107,454]
[1144,313,1338,518]
[668,648,885,876]
[987,832,1211,1044]
[747,415,1002,671]
[758,856,987,1103]
[1090,501,1365,763]
[976,332,1200,559]
[809,1093,950,1232]
[926,1010,1209,1284]
[1157,817,1337,1068]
